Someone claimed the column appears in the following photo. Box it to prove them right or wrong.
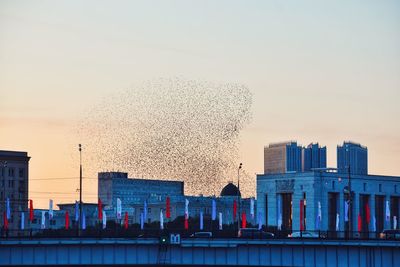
[352,193,359,234]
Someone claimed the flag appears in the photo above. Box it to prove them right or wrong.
[98,198,103,220]
[233,200,237,221]
[21,212,25,230]
[102,210,107,229]
[75,201,79,222]
[82,209,86,230]
[184,215,189,230]
[250,198,255,219]
[299,199,304,231]
[49,199,53,219]
[160,209,164,230]
[166,197,171,219]
[219,212,223,230]
[124,212,128,230]
[277,196,282,230]
[144,200,148,221]
[41,211,46,229]
[199,211,204,230]
[336,213,340,231]
[372,216,376,232]
[29,199,34,222]
[212,199,216,221]
[65,211,70,229]
[241,212,247,228]
[344,200,349,222]
[385,200,390,222]
[365,203,371,224]
[140,212,144,230]
[394,216,397,230]
[6,197,10,219]
[116,198,122,220]
[317,201,322,229]
[3,212,8,230]
[358,214,362,232]
[258,212,262,230]
[184,199,189,217]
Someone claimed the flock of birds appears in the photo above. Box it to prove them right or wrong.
[76,78,253,197]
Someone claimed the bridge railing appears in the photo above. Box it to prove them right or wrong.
[1,226,399,241]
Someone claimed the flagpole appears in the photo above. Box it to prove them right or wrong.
[237,163,242,236]
[79,144,82,237]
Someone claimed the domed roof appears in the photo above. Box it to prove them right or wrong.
[220,182,241,197]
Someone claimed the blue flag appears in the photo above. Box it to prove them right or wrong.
[143,200,147,221]
[6,198,10,219]
[212,199,216,221]
[200,211,204,230]
[82,209,86,230]
[75,201,79,221]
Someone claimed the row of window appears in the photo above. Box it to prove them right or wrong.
[0,167,25,178]
[328,180,398,194]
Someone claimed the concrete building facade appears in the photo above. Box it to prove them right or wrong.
[0,150,30,230]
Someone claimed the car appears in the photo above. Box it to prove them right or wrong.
[380,229,400,240]
[288,231,320,238]
[190,232,213,238]
[238,228,274,239]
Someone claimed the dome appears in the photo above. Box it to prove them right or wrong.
[220,182,241,197]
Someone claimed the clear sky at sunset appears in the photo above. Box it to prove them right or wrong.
[1,0,399,208]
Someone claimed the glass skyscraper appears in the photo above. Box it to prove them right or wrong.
[337,141,368,175]
[302,143,327,171]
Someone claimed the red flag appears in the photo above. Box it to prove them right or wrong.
[233,200,237,221]
[65,211,70,229]
[241,212,247,228]
[300,199,304,231]
[3,212,8,230]
[166,197,171,219]
[358,214,362,232]
[184,215,189,230]
[98,198,103,220]
[124,212,129,229]
[29,199,34,222]
[365,203,371,224]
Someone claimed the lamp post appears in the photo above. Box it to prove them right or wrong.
[347,164,351,237]
[79,144,82,237]
[237,163,242,235]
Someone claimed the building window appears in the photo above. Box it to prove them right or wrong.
[395,185,397,194]
[332,181,335,190]
[379,184,382,192]
[8,168,15,177]
[19,168,24,178]
[363,183,367,191]
[300,185,303,190]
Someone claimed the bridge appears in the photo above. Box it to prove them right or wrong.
[1,238,399,266]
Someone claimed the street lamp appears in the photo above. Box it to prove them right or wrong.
[237,163,242,235]
[79,144,83,237]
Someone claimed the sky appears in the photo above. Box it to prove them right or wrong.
[1,0,399,208]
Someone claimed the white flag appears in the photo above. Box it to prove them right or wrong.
[394,216,397,230]
[49,199,53,219]
[41,211,46,229]
[372,216,376,232]
[140,212,144,230]
[200,211,204,230]
[250,198,255,219]
[116,198,122,220]
[185,199,189,217]
[102,210,107,229]
[335,213,339,231]
[160,209,164,230]
[385,200,390,222]
[219,212,223,230]
[258,212,262,230]
[21,212,25,230]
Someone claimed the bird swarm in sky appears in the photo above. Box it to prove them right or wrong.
[76,78,252,196]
